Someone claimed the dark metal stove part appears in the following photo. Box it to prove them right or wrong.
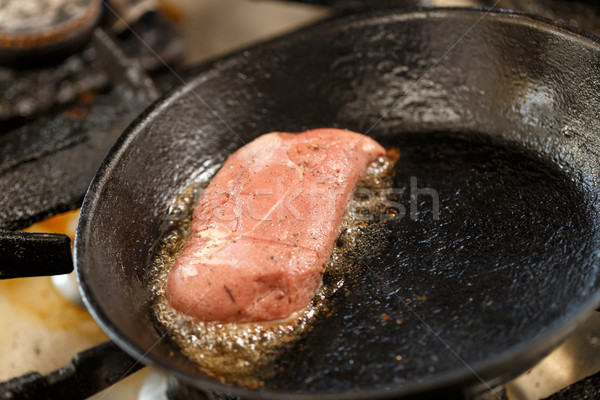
[0,44,109,122]
[0,28,159,231]
[0,341,141,400]
[0,2,182,231]
[0,4,183,398]
[544,372,600,399]
[114,11,185,73]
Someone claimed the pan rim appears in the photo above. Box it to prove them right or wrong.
[75,7,600,399]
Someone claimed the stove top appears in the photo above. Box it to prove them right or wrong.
[0,1,599,399]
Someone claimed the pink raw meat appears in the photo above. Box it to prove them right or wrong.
[165,128,385,322]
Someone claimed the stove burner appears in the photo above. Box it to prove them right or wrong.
[0,0,102,66]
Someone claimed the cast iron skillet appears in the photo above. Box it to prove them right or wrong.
[75,8,600,399]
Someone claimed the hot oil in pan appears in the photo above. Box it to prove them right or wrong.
[147,154,397,387]
[148,131,597,392]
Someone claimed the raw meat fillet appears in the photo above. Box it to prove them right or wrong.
[165,128,385,322]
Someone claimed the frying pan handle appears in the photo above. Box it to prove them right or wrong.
[0,340,143,400]
[0,231,73,279]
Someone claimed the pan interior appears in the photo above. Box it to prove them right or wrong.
[149,129,599,393]
[263,130,599,392]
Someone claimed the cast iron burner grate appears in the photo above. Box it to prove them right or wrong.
[0,2,182,398]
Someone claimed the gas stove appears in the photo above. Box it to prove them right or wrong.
[0,1,599,399]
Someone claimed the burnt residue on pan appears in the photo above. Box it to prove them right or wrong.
[147,130,597,393]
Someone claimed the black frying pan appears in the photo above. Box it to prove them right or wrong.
[75,8,600,399]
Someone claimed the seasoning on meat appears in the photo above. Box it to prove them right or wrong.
[165,128,385,322]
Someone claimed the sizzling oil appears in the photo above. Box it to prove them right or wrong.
[146,152,397,388]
